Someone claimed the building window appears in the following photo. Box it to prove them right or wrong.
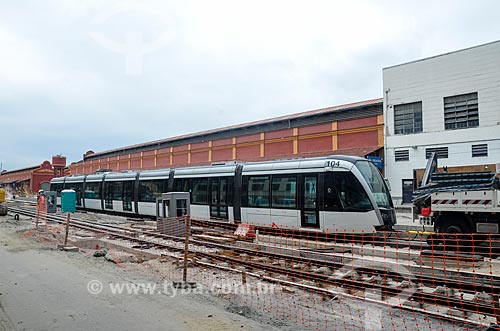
[394,150,409,162]
[394,102,422,135]
[444,92,479,130]
[426,147,448,159]
[472,144,488,157]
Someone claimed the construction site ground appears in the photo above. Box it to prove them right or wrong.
[0,215,281,331]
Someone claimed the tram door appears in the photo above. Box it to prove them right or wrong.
[209,177,229,219]
[301,175,319,228]
[103,182,114,210]
[122,181,133,212]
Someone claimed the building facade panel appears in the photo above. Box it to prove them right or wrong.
[173,145,188,152]
[236,133,261,144]
[119,160,128,170]
[298,136,331,154]
[265,140,294,158]
[338,131,378,150]
[236,144,260,160]
[130,159,140,169]
[191,150,209,164]
[172,153,189,167]
[212,138,233,147]
[298,123,332,135]
[338,117,378,130]
[142,157,155,169]
[212,148,233,162]
[157,155,170,167]
[265,129,293,140]
[191,141,210,150]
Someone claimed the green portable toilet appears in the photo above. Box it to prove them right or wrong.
[61,189,76,213]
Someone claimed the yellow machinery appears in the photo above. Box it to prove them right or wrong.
[0,188,7,216]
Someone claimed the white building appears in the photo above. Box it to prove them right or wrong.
[383,41,500,204]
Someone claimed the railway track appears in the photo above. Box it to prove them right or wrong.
[6,204,500,328]
[192,215,500,262]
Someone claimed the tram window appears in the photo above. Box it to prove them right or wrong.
[122,181,133,211]
[210,178,219,204]
[220,178,227,205]
[84,182,101,199]
[111,182,123,200]
[304,176,317,209]
[103,182,121,201]
[192,178,208,204]
[271,176,296,208]
[228,177,234,206]
[174,179,189,193]
[209,177,231,206]
[334,173,373,212]
[139,180,164,202]
[104,182,113,209]
[245,176,270,207]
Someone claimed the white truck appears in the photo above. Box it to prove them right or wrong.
[418,189,500,234]
[412,153,500,235]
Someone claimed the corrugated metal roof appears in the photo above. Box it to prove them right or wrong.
[87,98,382,160]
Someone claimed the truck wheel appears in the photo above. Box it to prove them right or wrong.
[439,219,472,251]
[426,233,443,247]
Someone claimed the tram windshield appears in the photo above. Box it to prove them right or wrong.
[355,160,393,209]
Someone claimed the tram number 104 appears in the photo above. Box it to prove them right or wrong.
[325,160,341,167]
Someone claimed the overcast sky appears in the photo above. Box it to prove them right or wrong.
[2,0,500,171]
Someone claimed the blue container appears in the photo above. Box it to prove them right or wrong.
[61,189,76,213]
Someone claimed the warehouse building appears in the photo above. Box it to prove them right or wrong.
[0,156,67,196]
[69,99,385,175]
[383,41,500,204]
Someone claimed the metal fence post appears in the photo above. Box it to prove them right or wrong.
[63,213,71,247]
[183,215,191,283]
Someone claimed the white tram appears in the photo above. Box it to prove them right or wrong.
[50,155,396,233]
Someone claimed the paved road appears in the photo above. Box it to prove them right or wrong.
[0,231,277,331]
